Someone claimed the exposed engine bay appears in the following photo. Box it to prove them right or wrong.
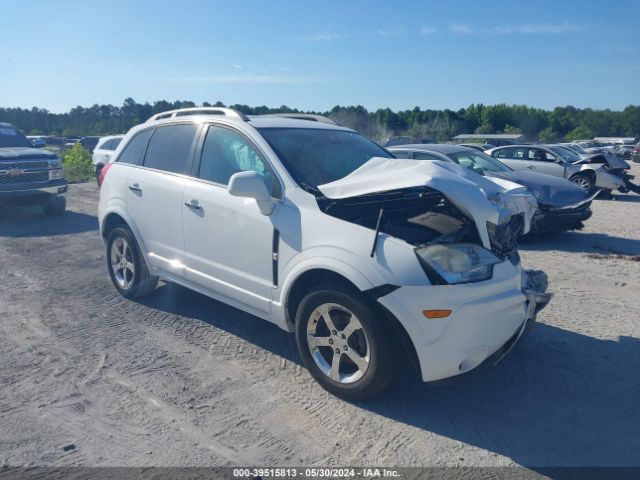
[316,157,533,264]
[317,186,523,264]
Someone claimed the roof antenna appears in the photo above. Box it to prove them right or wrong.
[370,208,384,258]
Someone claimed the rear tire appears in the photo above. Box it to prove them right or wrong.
[294,285,398,401]
[106,226,159,299]
[42,196,66,216]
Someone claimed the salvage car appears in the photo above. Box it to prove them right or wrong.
[547,144,638,195]
[487,144,633,195]
[389,144,597,234]
[0,122,67,214]
[98,107,551,400]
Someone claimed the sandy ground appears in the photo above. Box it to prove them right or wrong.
[0,164,639,469]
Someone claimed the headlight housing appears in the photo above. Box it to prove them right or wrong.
[415,243,502,285]
[49,157,62,169]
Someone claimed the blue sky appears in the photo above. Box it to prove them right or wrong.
[1,0,638,112]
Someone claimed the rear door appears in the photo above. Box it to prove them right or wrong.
[125,123,200,277]
[524,147,565,177]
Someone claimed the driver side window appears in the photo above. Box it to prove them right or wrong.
[199,126,280,197]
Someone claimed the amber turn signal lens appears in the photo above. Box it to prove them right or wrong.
[423,309,452,319]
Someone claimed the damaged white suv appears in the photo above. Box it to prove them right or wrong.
[98,108,551,400]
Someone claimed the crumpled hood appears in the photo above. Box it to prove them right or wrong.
[574,153,629,170]
[318,157,537,243]
[486,170,589,207]
[0,147,57,160]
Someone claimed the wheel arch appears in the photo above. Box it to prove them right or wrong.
[100,209,152,268]
[283,267,422,378]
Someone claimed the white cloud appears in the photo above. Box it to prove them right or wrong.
[376,27,407,37]
[304,32,344,42]
[420,26,438,35]
[487,22,587,35]
[449,23,475,35]
[232,64,243,69]
[168,74,322,85]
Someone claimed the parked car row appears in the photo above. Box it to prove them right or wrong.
[26,134,110,153]
[388,144,598,234]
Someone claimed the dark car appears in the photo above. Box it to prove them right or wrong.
[79,136,101,152]
[389,144,597,234]
[0,123,67,214]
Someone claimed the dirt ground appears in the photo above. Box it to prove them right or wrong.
[1,164,639,468]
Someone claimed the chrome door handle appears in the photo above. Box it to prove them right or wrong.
[128,184,142,192]
[184,201,202,211]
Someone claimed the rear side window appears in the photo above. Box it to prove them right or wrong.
[144,124,199,174]
[493,147,525,160]
[117,129,154,165]
[414,152,444,161]
[392,150,412,159]
[102,138,122,150]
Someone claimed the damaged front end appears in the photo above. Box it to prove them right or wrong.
[493,269,552,365]
[529,189,599,233]
[487,170,598,234]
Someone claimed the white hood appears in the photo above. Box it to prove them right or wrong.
[318,158,537,242]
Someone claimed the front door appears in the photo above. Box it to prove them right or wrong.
[182,124,281,313]
[524,147,565,177]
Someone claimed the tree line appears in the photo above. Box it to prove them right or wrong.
[1,97,638,143]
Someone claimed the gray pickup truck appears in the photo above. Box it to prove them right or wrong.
[0,122,67,215]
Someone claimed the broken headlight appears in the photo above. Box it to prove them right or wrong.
[415,243,502,285]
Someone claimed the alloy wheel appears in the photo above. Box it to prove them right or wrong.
[306,303,370,384]
[110,237,135,289]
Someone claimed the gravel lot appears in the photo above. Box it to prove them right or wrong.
[1,164,639,468]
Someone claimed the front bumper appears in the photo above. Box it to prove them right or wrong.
[529,192,597,233]
[378,264,551,382]
[594,170,624,191]
[0,179,68,205]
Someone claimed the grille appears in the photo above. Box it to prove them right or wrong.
[0,171,49,184]
[0,161,50,170]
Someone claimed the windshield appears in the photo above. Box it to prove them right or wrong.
[448,150,512,173]
[566,144,587,154]
[550,146,580,162]
[258,128,393,192]
[0,126,33,148]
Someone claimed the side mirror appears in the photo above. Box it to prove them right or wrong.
[228,171,275,216]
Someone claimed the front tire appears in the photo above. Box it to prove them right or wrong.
[570,173,594,192]
[294,285,398,401]
[106,226,158,299]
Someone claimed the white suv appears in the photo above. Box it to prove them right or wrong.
[98,108,550,400]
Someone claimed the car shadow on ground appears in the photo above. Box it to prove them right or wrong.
[0,206,97,237]
[521,231,640,255]
[139,282,640,467]
[139,282,302,365]
[608,193,640,203]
